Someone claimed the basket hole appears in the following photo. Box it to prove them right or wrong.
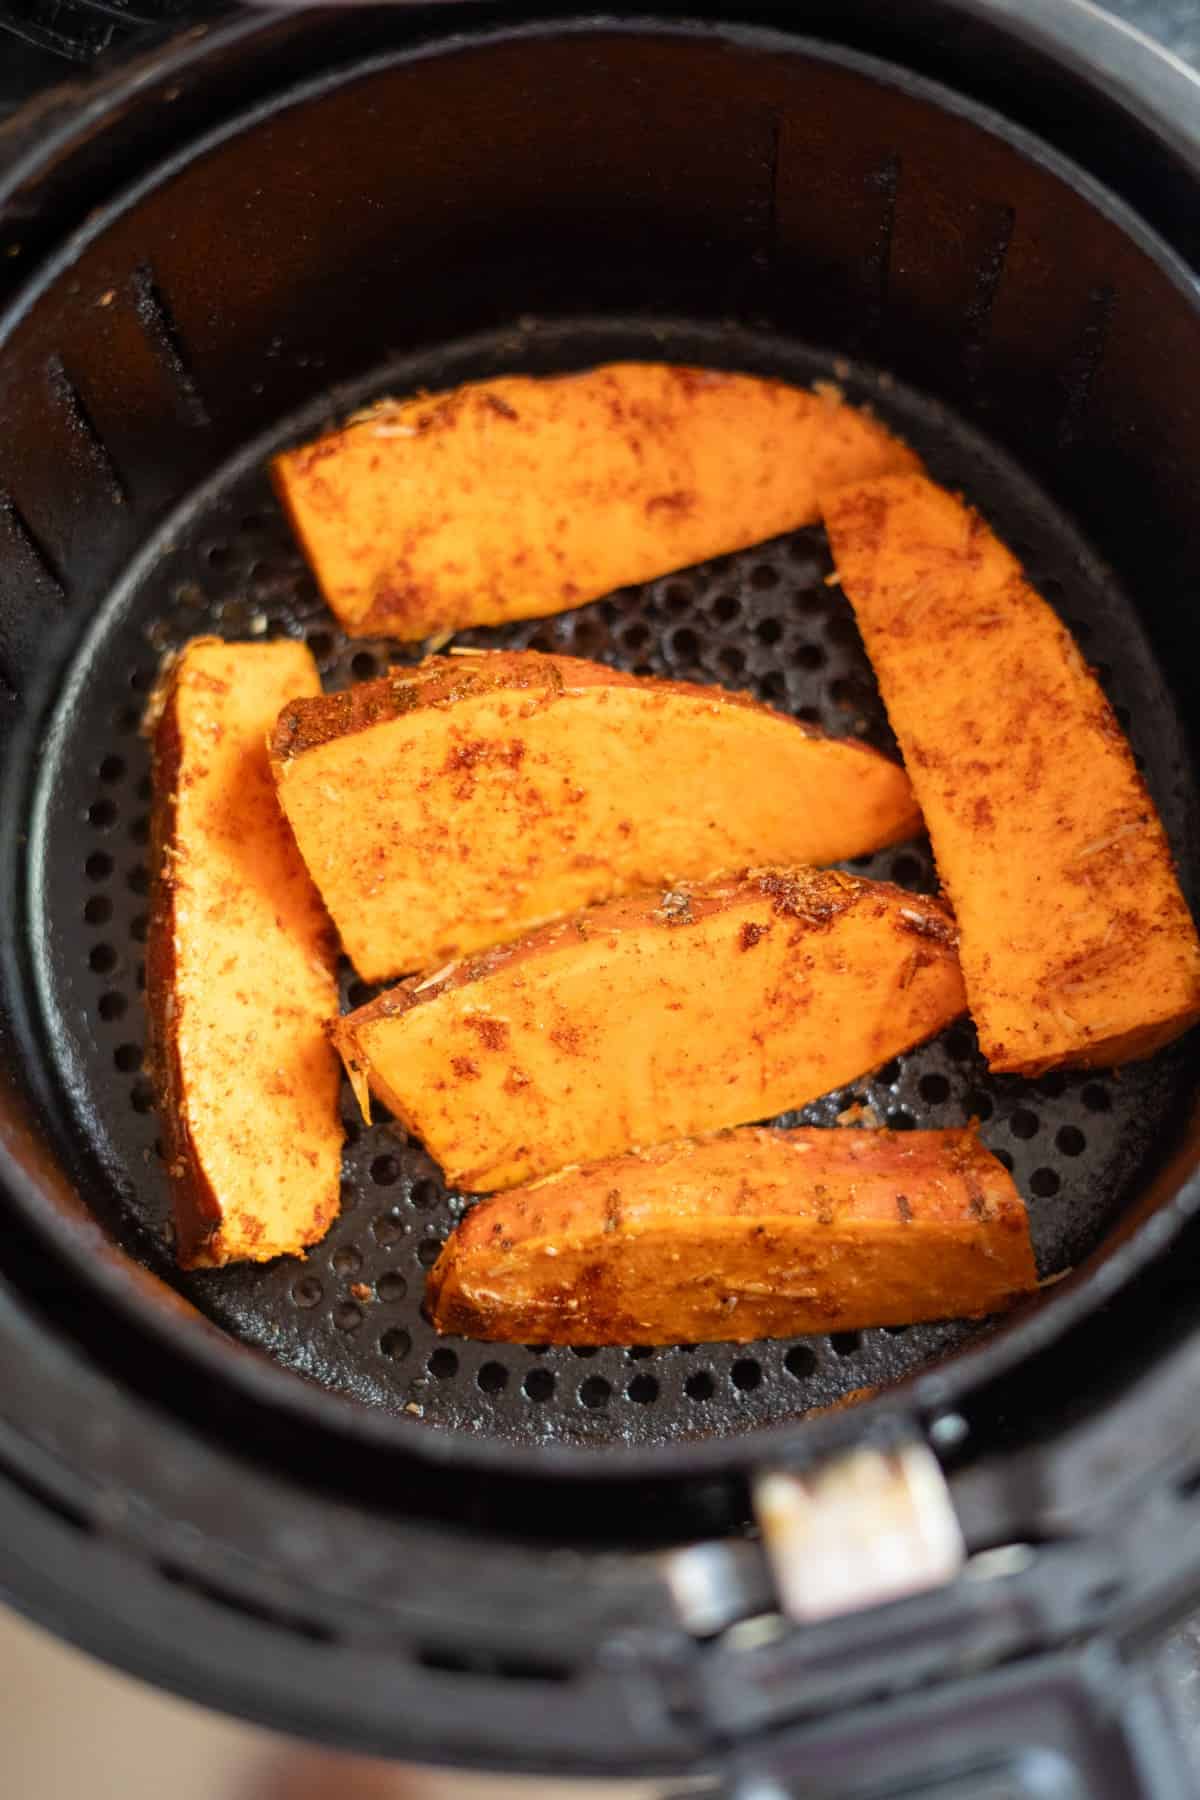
[830,1331,861,1357]
[627,1373,659,1404]
[756,616,782,646]
[98,754,125,784]
[1056,1126,1086,1157]
[750,562,780,590]
[128,864,149,896]
[85,851,113,881]
[1037,1070,1068,1099]
[713,593,740,623]
[113,1043,142,1073]
[372,1212,404,1246]
[671,628,699,660]
[875,1060,901,1086]
[292,1276,323,1308]
[306,630,334,660]
[579,1376,611,1409]
[410,1178,439,1211]
[569,1345,599,1359]
[664,582,692,616]
[1082,1083,1111,1113]
[524,1368,555,1402]
[113,705,141,735]
[130,815,150,845]
[334,1302,363,1333]
[886,1109,915,1132]
[626,1345,654,1361]
[377,1271,407,1302]
[685,1371,715,1402]
[380,1328,411,1361]
[332,1246,362,1276]
[761,671,786,703]
[83,895,112,926]
[478,1361,508,1394]
[89,943,117,975]
[719,647,746,677]
[1030,1167,1061,1198]
[205,543,232,569]
[890,853,924,888]
[918,1073,950,1105]
[622,622,650,651]
[965,1088,994,1121]
[993,1147,1014,1173]
[130,913,148,944]
[88,798,117,829]
[731,1357,763,1392]
[428,1348,457,1378]
[417,1237,443,1268]
[1010,1108,1040,1140]
[97,991,126,1022]
[370,1155,399,1187]
[351,651,377,681]
[785,1345,817,1380]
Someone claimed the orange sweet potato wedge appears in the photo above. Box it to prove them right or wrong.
[272,362,919,640]
[271,649,921,982]
[146,638,343,1267]
[332,869,966,1192]
[427,1125,1036,1343]
[824,473,1200,1075]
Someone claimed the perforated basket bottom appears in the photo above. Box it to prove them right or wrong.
[27,320,1199,1448]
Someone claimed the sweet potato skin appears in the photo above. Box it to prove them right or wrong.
[824,473,1200,1074]
[272,362,919,639]
[332,869,966,1191]
[427,1126,1037,1343]
[271,649,921,981]
[146,638,342,1267]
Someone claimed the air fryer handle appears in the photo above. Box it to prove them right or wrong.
[717,1643,1197,1800]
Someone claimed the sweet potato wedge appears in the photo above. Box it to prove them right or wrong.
[146,638,342,1267]
[271,649,921,982]
[332,869,966,1191]
[272,362,919,640]
[427,1125,1037,1343]
[823,473,1200,1074]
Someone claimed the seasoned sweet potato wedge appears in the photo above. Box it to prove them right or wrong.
[272,362,919,640]
[146,638,342,1267]
[271,649,921,982]
[427,1125,1036,1343]
[824,473,1200,1074]
[332,869,966,1192]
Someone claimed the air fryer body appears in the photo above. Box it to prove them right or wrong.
[2,4,1200,1792]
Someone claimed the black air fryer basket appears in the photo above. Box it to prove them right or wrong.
[3,3,1200,1793]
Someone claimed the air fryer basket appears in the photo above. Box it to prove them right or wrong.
[3,4,1200,1784]
[28,318,1196,1445]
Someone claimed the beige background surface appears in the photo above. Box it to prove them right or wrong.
[0,1600,653,1800]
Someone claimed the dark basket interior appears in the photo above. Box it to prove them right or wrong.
[2,19,1199,1457]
